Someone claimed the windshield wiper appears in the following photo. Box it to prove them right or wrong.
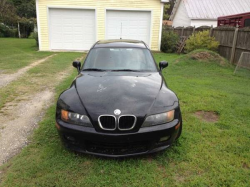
[82,68,106,71]
[111,69,140,72]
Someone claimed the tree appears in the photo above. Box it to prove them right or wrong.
[10,0,36,19]
[163,0,176,20]
[163,4,170,20]
[0,0,18,25]
[1,0,37,38]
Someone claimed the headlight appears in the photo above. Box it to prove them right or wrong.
[61,110,93,127]
[142,110,175,127]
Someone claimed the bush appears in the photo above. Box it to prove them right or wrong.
[185,30,219,53]
[34,32,39,47]
[29,32,39,46]
[161,31,179,53]
[28,32,35,39]
[18,18,35,38]
[0,24,18,38]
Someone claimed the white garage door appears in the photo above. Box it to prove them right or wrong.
[49,9,95,51]
[106,10,151,46]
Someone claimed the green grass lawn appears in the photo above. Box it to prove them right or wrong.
[1,49,250,186]
[0,38,52,73]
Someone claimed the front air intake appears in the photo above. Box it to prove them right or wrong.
[118,115,136,130]
[98,115,116,130]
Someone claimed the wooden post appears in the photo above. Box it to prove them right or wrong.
[209,25,214,37]
[233,52,246,74]
[181,27,184,37]
[192,26,196,36]
[230,26,239,64]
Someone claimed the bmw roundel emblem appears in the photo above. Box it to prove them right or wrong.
[114,109,121,115]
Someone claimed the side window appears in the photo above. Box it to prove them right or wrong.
[244,19,250,27]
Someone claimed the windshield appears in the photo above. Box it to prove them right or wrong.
[83,48,158,72]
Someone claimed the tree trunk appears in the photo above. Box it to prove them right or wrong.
[18,22,21,38]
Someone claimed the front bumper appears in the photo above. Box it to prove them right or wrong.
[56,119,181,158]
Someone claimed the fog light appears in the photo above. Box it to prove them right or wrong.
[160,136,170,142]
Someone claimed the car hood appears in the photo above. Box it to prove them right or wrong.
[75,72,163,117]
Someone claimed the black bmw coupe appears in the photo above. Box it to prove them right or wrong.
[56,39,182,157]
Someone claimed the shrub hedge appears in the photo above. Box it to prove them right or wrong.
[185,31,219,53]
[161,31,179,53]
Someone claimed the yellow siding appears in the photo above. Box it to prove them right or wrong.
[37,0,162,51]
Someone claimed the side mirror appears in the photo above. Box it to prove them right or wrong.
[159,61,168,71]
[72,61,81,72]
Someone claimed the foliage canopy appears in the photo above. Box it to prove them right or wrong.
[0,0,36,38]
[185,31,219,53]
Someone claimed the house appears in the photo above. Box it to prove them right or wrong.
[36,0,169,51]
[170,0,250,27]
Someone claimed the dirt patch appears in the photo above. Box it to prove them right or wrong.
[190,51,227,66]
[0,90,54,165]
[194,111,219,123]
[0,52,85,167]
[0,65,75,166]
[0,54,56,88]
[0,55,79,166]
[191,51,213,60]
[82,161,92,167]
[242,163,249,169]
[156,164,170,178]
[173,173,186,183]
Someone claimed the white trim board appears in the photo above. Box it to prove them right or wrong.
[158,3,164,51]
[35,0,42,50]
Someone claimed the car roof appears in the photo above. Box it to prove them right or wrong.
[93,39,148,49]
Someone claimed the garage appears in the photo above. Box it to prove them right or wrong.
[49,8,96,51]
[37,1,163,51]
[106,10,151,46]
